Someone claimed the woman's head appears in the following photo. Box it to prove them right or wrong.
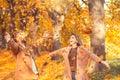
[69,33,82,46]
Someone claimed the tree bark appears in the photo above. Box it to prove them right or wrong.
[0,29,6,49]
[47,9,63,50]
[46,1,70,59]
[19,11,26,30]
[47,3,70,50]
[88,0,106,73]
[0,28,2,49]
[53,25,62,50]
[0,8,7,49]
[7,0,16,31]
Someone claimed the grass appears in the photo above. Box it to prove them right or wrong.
[89,58,120,80]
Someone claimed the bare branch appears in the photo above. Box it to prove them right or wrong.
[73,1,81,12]
[82,0,87,5]
[63,2,71,15]
[46,8,58,25]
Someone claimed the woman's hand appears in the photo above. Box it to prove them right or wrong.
[100,61,111,70]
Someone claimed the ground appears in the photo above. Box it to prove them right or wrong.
[0,49,120,80]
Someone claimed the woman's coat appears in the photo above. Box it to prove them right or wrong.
[8,39,38,80]
[50,46,102,80]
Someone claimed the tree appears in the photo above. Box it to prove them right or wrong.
[46,0,71,50]
[6,0,16,31]
[88,0,106,72]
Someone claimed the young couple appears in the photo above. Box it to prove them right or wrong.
[5,30,110,80]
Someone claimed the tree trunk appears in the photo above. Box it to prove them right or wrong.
[47,3,70,50]
[48,11,64,60]
[88,0,106,73]
[0,28,2,49]
[46,1,70,59]
[47,10,63,50]
[7,0,16,32]
[53,20,63,50]
[0,28,6,49]
[19,11,26,30]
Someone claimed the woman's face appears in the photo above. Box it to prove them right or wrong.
[69,35,78,46]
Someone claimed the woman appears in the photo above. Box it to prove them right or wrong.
[49,33,110,80]
[5,30,39,80]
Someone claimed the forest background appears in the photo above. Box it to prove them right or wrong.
[0,0,120,80]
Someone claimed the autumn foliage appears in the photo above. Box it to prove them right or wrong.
[0,0,120,80]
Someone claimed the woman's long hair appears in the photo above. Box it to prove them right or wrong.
[71,33,82,46]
